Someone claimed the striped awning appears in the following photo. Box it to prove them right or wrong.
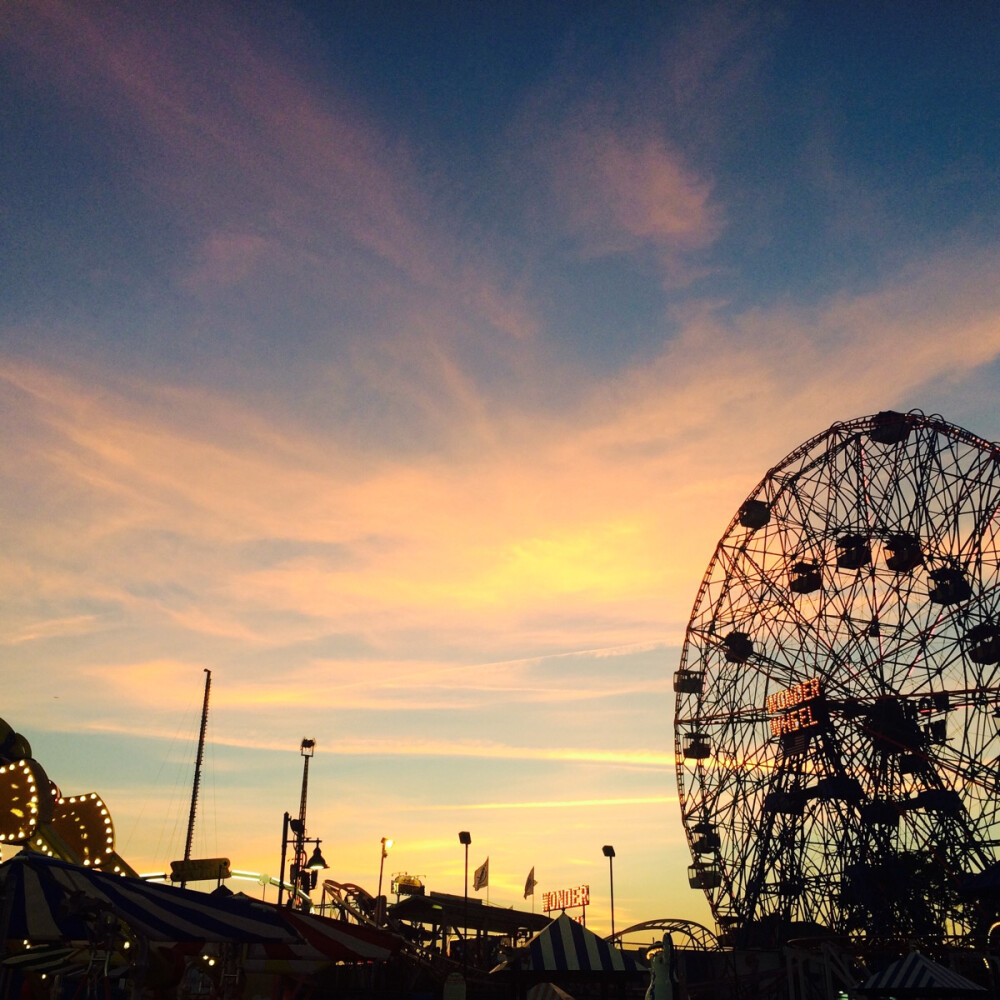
[0,852,298,945]
[2,944,85,973]
[857,952,987,996]
[243,906,403,971]
[278,909,400,961]
[495,913,646,974]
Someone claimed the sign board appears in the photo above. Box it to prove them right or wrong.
[766,678,822,738]
[169,857,232,882]
[542,884,590,913]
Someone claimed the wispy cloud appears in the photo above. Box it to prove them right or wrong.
[66,720,676,767]
[3,0,999,928]
[1,614,104,645]
[3,237,999,730]
[407,795,678,811]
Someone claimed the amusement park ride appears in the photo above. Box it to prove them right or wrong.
[0,717,137,876]
[675,410,1000,947]
[5,408,1000,997]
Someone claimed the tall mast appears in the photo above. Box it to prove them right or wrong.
[297,738,313,832]
[292,738,315,905]
[182,669,212,886]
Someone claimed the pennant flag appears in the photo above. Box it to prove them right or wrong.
[524,866,538,899]
[473,857,489,891]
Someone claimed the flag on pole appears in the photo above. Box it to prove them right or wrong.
[473,857,489,891]
[523,866,537,899]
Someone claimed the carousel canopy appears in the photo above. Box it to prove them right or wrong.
[0,850,398,962]
[0,851,298,944]
[493,913,646,975]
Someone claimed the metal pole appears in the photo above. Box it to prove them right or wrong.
[293,739,315,909]
[602,845,616,939]
[608,854,615,939]
[463,840,469,978]
[278,812,290,908]
[181,669,211,889]
[377,838,388,925]
[458,832,471,978]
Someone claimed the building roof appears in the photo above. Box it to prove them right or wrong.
[389,891,550,936]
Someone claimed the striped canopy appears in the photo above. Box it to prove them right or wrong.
[494,913,646,974]
[857,952,987,997]
[1,851,403,991]
[0,852,299,945]
[245,907,401,971]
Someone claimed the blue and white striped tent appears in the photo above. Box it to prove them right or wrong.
[856,951,987,998]
[0,852,297,945]
[493,913,646,975]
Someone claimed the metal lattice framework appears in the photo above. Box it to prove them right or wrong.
[674,410,1000,942]
[610,918,722,951]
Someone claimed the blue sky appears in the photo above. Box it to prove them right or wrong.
[1,1,999,934]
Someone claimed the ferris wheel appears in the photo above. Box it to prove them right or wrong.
[674,410,1000,942]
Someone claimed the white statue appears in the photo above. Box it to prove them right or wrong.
[645,933,675,1000]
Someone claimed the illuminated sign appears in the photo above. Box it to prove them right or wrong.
[542,884,590,913]
[767,678,822,738]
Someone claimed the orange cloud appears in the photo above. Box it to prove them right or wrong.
[58,717,676,771]
[409,795,678,811]
[3,238,1000,726]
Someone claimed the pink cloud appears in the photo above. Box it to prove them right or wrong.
[6,1,541,352]
[182,232,271,291]
[547,127,720,259]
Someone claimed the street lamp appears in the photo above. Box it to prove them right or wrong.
[602,845,616,939]
[279,812,328,907]
[377,837,394,924]
[308,841,328,871]
[458,832,471,977]
[277,738,326,910]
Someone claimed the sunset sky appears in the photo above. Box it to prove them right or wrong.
[2,1,999,936]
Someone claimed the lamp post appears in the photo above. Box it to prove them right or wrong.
[291,739,315,903]
[458,831,471,977]
[602,845,616,939]
[279,812,328,908]
[278,811,293,907]
[278,738,327,910]
[377,837,394,924]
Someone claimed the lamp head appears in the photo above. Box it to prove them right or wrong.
[602,845,616,858]
[381,837,394,857]
[458,831,471,845]
[307,843,328,870]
